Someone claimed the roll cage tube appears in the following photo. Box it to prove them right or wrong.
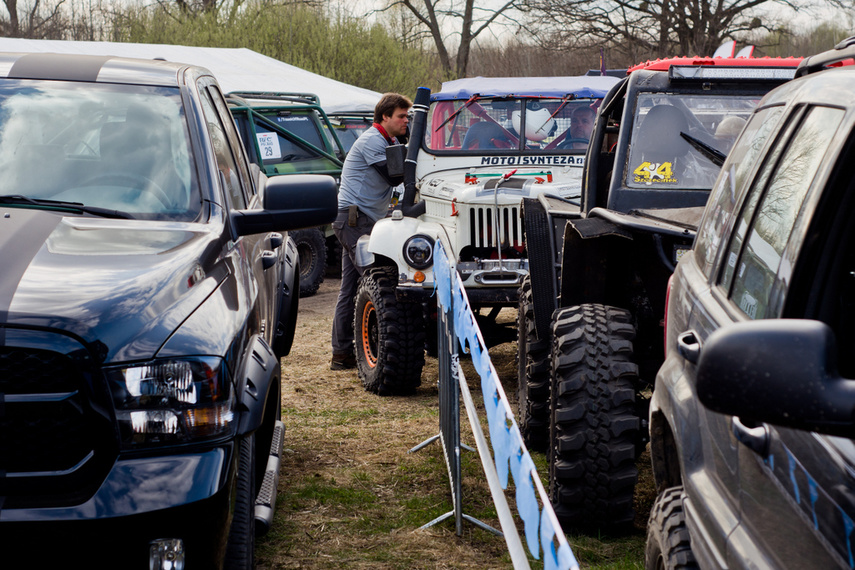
[236,106,344,166]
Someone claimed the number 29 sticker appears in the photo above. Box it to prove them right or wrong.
[633,161,677,184]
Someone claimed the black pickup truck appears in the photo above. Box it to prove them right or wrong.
[0,53,336,569]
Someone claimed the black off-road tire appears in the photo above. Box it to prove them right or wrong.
[292,228,326,298]
[355,267,425,395]
[516,275,551,450]
[645,486,698,570]
[548,303,640,533]
[225,433,256,570]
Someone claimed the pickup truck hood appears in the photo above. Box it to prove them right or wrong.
[0,209,222,363]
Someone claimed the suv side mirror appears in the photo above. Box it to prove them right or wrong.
[231,174,338,236]
[696,319,855,438]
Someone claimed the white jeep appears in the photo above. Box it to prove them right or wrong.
[354,76,620,394]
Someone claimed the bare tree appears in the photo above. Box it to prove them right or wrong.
[520,0,800,63]
[0,0,68,38]
[377,0,522,78]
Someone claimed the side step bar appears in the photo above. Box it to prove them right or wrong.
[254,420,285,536]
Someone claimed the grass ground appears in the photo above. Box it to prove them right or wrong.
[257,278,653,569]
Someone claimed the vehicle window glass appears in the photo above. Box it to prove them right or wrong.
[0,79,200,221]
[425,98,600,152]
[729,106,844,319]
[209,86,255,198]
[199,85,247,209]
[626,93,759,190]
[694,106,785,277]
[253,112,340,174]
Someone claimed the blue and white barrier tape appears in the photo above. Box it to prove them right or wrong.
[434,242,578,570]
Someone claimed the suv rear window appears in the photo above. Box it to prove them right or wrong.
[626,93,758,190]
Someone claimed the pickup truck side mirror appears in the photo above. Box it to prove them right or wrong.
[696,319,855,438]
[231,174,338,236]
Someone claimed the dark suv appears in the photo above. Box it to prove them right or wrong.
[648,39,855,568]
[0,53,336,568]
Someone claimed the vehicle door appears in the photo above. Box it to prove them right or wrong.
[673,103,787,568]
[698,103,850,568]
[731,102,855,570]
[197,79,274,353]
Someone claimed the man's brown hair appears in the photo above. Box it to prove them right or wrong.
[374,93,412,124]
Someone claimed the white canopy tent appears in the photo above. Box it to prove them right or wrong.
[0,38,382,114]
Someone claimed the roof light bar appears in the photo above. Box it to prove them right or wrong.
[669,65,798,81]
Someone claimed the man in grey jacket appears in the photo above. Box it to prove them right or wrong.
[330,92,412,370]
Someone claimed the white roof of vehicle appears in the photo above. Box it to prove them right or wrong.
[0,38,382,114]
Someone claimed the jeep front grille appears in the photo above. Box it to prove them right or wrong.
[469,205,523,249]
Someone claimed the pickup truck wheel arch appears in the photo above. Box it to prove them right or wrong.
[354,267,424,395]
[517,275,551,450]
[549,303,640,532]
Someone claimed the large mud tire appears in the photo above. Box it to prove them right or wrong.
[517,275,551,450]
[292,228,326,298]
[549,303,640,533]
[645,486,698,570]
[355,267,425,395]
[225,433,256,570]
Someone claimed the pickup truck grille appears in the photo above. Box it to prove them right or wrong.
[0,347,99,475]
[468,205,523,249]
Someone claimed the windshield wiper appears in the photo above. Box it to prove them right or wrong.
[0,195,134,219]
[679,132,726,167]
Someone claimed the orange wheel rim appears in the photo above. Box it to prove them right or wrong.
[361,301,378,368]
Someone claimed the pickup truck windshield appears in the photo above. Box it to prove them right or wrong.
[426,97,601,152]
[0,80,200,221]
[626,93,759,190]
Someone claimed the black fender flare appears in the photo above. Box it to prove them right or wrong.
[237,335,279,436]
[558,217,633,309]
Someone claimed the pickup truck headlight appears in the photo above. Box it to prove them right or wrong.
[403,235,434,269]
[106,357,235,447]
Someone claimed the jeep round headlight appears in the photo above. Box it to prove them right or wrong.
[106,357,235,447]
[403,235,434,269]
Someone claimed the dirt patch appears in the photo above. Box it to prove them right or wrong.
[258,278,647,569]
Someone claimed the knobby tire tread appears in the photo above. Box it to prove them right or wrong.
[517,275,551,450]
[645,486,698,570]
[549,303,640,533]
[292,228,326,298]
[355,267,424,395]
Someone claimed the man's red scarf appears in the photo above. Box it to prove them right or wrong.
[373,122,396,144]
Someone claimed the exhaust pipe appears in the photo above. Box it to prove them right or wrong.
[399,86,430,218]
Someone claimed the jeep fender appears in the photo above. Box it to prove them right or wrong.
[272,235,299,357]
[558,217,633,310]
[237,335,279,435]
[367,215,449,281]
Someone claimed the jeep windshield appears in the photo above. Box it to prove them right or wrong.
[0,80,200,221]
[626,93,758,190]
[426,97,602,153]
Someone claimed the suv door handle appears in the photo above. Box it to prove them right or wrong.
[677,330,701,364]
[732,416,770,457]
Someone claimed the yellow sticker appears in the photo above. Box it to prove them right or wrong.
[633,161,677,184]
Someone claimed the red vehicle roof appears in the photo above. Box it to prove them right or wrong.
[628,56,804,73]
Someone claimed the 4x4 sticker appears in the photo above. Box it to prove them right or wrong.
[633,161,676,184]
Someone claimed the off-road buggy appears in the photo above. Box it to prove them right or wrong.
[517,54,803,533]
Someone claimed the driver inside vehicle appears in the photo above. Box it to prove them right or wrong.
[561,105,595,149]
